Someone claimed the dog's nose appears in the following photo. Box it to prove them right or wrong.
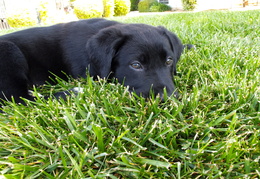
[153,85,177,102]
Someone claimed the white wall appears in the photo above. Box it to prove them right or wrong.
[168,0,183,10]
[167,0,259,10]
[195,0,241,10]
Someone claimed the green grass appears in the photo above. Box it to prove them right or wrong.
[0,10,259,178]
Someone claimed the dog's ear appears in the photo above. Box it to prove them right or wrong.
[86,27,126,78]
[158,26,183,75]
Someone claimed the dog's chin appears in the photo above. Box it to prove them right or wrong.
[129,88,178,102]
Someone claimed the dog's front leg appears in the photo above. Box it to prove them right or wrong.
[0,41,33,104]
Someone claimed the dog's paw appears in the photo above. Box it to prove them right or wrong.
[184,44,196,50]
[53,87,84,100]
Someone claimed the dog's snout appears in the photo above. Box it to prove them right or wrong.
[152,83,176,100]
[156,90,178,102]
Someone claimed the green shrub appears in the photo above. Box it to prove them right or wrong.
[103,0,114,17]
[114,0,131,16]
[6,7,38,28]
[38,0,50,23]
[73,0,103,19]
[150,2,171,12]
[149,4,160,12]
[37,0,69,25]
[38,0,58,25]
[182,0,197,11]
[138,0,156,12]
[159,3,171,11]
[130,0,139,11]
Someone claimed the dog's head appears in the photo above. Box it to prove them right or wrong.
[86,23,184,98]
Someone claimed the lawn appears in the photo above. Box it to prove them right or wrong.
[0,10,259,178]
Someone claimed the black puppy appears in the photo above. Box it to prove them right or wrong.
[0,18,185,104]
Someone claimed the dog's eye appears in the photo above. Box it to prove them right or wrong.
[166,57,173,66]
[130,62,143,70]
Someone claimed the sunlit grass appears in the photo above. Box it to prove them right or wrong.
[0,10,259,178]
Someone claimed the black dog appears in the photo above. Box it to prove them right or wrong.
[0,18,185,104]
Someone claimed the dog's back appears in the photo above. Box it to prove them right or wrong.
[0,19,118,103]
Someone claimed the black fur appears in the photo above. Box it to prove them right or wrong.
[0,18,185,104]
